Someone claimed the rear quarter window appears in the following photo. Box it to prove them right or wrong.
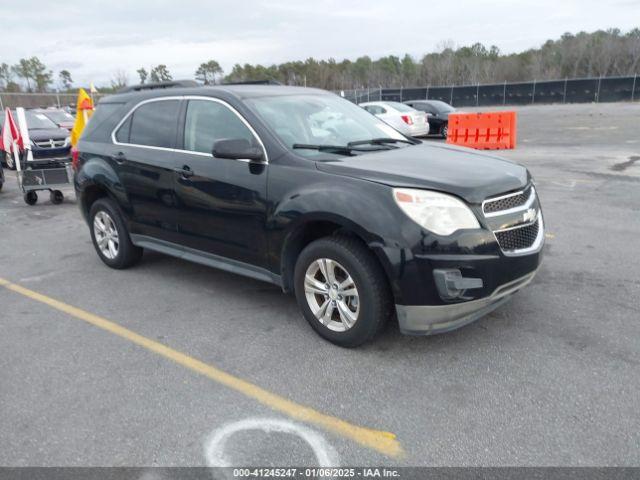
[81,102,126,142]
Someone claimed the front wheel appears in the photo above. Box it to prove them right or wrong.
[294,235,392,347]
[440,123,448,139]
[24,191,38,205]
[5,152,16,170]
[89,198,143,269]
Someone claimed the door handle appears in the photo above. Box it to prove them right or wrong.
[174,165,194,178]
[111,152,127,164]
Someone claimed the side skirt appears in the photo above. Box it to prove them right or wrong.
[130,234,282,288]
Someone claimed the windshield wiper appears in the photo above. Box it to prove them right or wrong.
[348,137,418,147]
[292,143,356,156]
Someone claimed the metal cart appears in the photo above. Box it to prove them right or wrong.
[15,153,72,205]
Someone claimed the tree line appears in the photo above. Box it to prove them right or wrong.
[1,28,638,94]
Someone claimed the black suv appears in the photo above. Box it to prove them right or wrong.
[74,82,543,346]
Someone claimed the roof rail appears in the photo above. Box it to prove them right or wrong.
[222,79,282,86]
[117,80,199,94]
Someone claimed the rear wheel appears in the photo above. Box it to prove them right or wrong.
[294,235,391,347]
[89,198,143,269]
[50,190,64,204]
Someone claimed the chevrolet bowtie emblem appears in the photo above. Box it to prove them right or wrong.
[523,208,537,223]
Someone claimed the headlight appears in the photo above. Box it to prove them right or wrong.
[64,136,71,146]
[393,188,480,236]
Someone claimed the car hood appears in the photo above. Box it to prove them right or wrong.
[315,142,529,204]
[28,128,70,141]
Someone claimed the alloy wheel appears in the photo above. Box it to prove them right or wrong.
[304,258,360,332]
[93,210,120,260]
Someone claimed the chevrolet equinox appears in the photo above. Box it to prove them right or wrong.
[74,81,543,347]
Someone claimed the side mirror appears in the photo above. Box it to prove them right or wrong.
[212,138,264,162]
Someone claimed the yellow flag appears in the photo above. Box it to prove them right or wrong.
[71,88,94,147]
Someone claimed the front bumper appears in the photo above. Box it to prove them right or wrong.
[396,269,538,335]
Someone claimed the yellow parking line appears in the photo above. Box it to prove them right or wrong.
[0,276,404,458]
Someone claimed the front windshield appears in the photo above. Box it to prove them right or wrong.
[25,111,58,129]
[246,93,408,158]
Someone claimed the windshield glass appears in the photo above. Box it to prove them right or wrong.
[246,93,408,158]
[25,111,58,129]
[43,110,74,123]
[385,102,416,113]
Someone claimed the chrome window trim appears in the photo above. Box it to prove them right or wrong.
[110,95,269,164]
[482,186,536,218]
[493,211,545,257]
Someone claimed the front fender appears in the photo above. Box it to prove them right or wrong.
[269,174,404,296]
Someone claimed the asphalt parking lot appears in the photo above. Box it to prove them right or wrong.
[1,102,639,467]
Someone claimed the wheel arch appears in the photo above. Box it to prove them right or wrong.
[76,157,129,224]
[278,213,395,295]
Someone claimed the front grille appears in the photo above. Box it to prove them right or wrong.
[483,187,530,214]
[495,219,539,251]
[35,139,66,149]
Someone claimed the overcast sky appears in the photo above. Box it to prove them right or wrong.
[3,0,639,87]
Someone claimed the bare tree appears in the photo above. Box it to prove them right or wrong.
[111,69,129,90]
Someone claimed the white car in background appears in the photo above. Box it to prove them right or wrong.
[359,101,429,137]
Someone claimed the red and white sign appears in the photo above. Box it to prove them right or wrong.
[1,108,23,153]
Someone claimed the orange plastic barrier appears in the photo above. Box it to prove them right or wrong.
[446,111,517,150]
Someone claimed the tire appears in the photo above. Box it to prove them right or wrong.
[89,197,143,269]
[5,152,16,170]
[294,235,392,347]
[0,181,3,192]
[50,190,64,204]
[441,123,448,139]
[24,191,38,205]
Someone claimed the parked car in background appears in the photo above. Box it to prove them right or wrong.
[75,82,543,347]
[35,108,75,131]
[0,110,71,170]
[403,100,456,138]
[359,101,429,137]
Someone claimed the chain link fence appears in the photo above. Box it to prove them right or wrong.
[0,92,109,110]
[339,75,639,107]
[2,75,638,110]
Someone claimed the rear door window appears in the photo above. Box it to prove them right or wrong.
[125,100,180,148]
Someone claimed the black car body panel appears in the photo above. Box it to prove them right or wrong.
[315,142,529,204]
[75,85,543,337]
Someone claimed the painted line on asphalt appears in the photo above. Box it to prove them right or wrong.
[0,276,404,459]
